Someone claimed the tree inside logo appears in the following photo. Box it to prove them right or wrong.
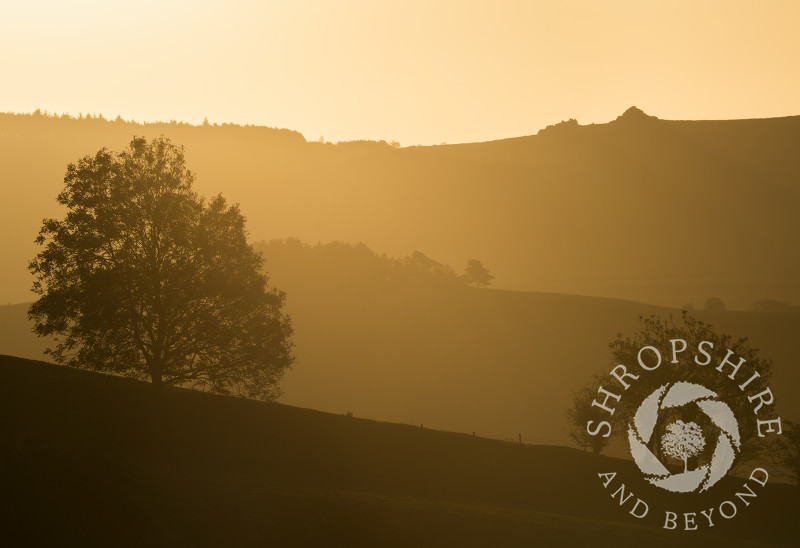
[579,313,786,531]
[662,420,706,473]
[628,382,740,493]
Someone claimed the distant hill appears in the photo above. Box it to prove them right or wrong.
[4,240,798,448]
[0,354,794,547]
[1,108,799,308]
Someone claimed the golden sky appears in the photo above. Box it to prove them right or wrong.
[2,1,798,145]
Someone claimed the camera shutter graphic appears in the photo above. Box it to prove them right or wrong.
[627,382,741,493]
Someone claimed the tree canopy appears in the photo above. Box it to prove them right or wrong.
[565,384,611,454]
[703,297,726,312]
[463,259,493,288]
[771,420,800,488]
[29,136,294,400]
[605,311,773,467]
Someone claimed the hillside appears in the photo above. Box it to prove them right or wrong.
[2,109,799,308]
[0,355,795,547]
[4,240,799,448]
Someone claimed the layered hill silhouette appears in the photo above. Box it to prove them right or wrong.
[3,240,798,448]
[1,108,799,308]
[0,355,795,547]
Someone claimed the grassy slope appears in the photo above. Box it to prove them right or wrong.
[3,283,799,449]
[0,355,795,547]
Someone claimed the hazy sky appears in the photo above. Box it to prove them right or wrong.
[2,1,798,145]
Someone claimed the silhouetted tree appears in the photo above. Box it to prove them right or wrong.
[396,251,463,286]
[29,136,294,400]
[703,297,726,312]
[565,384,610,454]
[771,420,800,488]
[606,312,773,463]
[463,259,493,288]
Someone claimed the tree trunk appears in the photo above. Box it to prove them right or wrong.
[150,365,163,393]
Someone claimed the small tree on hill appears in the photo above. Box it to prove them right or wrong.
[661,420,706,473]
[771,420,800,489]
[565,384,610,454]
[29,136,294,400]
[463,259,493,288]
